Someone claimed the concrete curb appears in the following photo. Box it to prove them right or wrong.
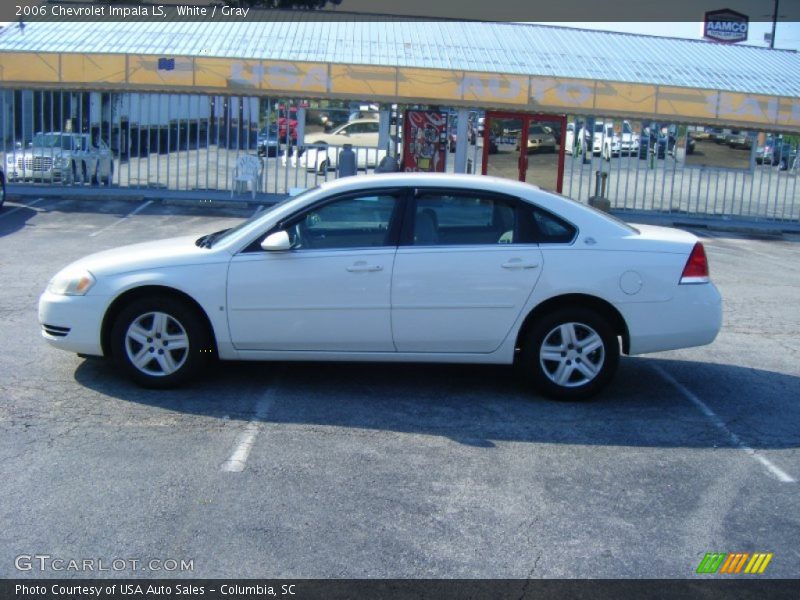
[611,210,800,236]
[6,185,799,236]
[5,186,286,209]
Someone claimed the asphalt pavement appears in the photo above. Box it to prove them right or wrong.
[0,196,798,579]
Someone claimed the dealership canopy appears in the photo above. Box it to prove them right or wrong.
[0,13,799,131]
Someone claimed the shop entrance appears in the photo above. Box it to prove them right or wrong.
[481,112,566,193]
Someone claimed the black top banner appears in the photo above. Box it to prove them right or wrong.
[3,0,800,23]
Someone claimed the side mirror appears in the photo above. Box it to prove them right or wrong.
[260,230,292,252]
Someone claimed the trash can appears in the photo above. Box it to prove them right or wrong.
[337,144,357,177]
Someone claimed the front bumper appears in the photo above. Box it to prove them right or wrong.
[6,167,69,181]
[38,291,108,356]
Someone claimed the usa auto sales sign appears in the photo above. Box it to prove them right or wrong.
[704,8,749,44]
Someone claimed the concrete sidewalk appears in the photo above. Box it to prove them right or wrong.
[5,183,287,209]
[6,183,800,236]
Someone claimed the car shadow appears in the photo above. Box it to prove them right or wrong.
[0,205,39,237]
[73,356,800,451]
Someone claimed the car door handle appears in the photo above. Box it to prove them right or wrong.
[501,260,539,270]
[346,263,383,272]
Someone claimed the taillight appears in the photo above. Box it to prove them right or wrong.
[680,242,710,284]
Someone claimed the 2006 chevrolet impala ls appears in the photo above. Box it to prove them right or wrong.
[39,173,721,399]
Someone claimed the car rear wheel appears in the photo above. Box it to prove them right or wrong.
[317,159,329,175]
[111,296,213,388]
[519,308,619,400]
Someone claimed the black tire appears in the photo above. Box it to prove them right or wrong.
[110,295,213,388]
[91,165,100,186]
[81,162,88,184]
[0,172,5,209]
[317,159,329,175]
[518,307,619,401]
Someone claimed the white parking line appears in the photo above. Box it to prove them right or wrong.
[653,364,796,483]
[220,382,278,473]
[88,200,153,237]
[0,198,44,220]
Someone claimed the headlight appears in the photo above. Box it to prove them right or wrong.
[5,155,14,164]
[47,269,96,296]
[54,156,68,167]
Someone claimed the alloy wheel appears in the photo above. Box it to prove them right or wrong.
[539,322,605,388]
[124,311,189,377]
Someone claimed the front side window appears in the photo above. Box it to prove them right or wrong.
[288,194,397,250]
[411,193,519,246]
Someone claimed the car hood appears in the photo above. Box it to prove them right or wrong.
[62,235,225,277]
[20,148,67,157]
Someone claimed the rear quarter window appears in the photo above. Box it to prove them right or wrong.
[525,206,577,244]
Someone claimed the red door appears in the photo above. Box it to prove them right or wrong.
[481,112,566,193]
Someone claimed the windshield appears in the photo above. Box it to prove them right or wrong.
[622,122,633,134]
[197,188,318,248]
[33,133,72,149]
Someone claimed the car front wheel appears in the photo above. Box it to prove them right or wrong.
[519,308,619,400]
[110,296,213,388]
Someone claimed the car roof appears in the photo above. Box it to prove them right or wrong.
[216,173,635,253]
[344,118,380,125]
[317,172,537,194]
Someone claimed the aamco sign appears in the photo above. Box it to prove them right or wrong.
[704,8,749,44]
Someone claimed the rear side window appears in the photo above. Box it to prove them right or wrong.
[412,193,519,246]
[523,205,577,244]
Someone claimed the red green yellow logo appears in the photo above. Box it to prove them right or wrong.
[696,552,773,574]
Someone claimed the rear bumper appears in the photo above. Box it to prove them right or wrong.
[621,283,722,355]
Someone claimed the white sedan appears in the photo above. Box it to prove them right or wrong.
[39,174,722,400]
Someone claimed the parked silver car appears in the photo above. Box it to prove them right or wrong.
[5,132,114,185]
